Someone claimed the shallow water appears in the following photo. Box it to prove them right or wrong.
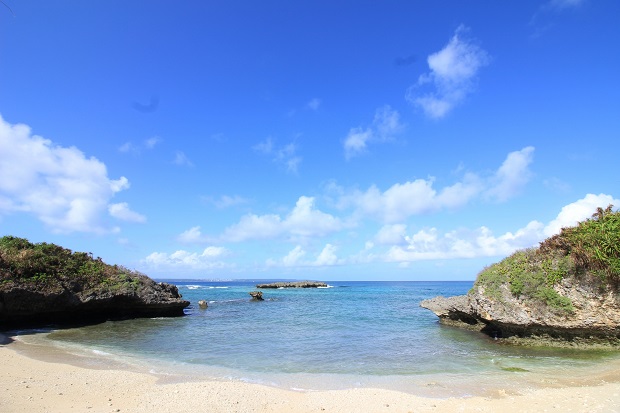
[12,280,620,396]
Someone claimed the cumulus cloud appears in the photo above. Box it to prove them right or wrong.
[407,25,490,119]
[0,114,133,233]
[267,243,340,267]
[485,146,535,202]
[108,202,147,223]
[544,193,619,236]
[382,193,618,264]
[177,226,212,243]
[335,147,532,223]
[143,246,230,271]
[221,196,343,242]
[344,105,403,159]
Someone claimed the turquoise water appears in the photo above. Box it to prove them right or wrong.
[14,281,620,396]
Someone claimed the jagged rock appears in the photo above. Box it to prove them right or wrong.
[249,291,264,301]
[256,281,328,288]
[0,274,189,329]
[198,300,208,309]
[421,275,620,346]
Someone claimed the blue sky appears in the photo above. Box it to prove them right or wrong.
[1,0,619,281]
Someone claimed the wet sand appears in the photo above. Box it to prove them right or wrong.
[2,334,620,413]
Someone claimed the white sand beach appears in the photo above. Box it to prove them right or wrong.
[2,334,620,413]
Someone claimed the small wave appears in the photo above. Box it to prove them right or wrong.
[317,285,335,289]
[186,285,202,290]
[92,349,113,356]
[208,286,229,289]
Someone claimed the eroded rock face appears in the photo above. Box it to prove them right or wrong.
[0,274,189,329]
[421,275,620,346]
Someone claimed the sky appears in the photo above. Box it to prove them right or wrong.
[0,1,619,281]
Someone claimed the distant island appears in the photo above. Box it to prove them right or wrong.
[421,205,620,347]
[256,281,328,288]
[0,236,189,329]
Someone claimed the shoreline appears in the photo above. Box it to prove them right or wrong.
[2,333,620,412]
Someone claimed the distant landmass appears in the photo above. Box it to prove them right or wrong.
[256,281,328,288]
[421,205,620,347]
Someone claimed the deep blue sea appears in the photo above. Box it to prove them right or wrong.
[13,280,620,397]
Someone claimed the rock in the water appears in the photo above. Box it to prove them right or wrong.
[198,300,208,309]
[249,291,264,301]
[255,281,327,289]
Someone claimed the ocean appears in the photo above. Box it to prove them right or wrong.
[12,280,620,397]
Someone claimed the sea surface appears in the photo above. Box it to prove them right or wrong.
[12,280,620,397]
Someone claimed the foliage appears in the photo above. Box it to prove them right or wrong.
[474,205,620,312]
[0,235,143,292]
[539,205,620,280]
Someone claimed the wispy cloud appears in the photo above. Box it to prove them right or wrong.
[119,136,162,154]
[407,25,490,119]
[254,137,302,174]
[344,105,404,159]
[307,98,321,111]
[0,114,130,234]
[173,151,194,167]
[202,194,250,209]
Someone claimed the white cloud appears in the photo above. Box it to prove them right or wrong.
[344,105,403,159]
[375,224,408,245]
[267,243,340,268]
[486,146,535,202]
[315,244,339,266]
[108,202,147,223]
[344,127,373,159]
[381,193,618,264]
[544,193,619,236]
[143,246,230,271]
[177,226,212,243]
[384,221,546,263]
[254,137,301,174]
[282,245,306,266]
[222,196,343,242]
[336,147,533,223]
[407,25,490,118]
[0,114,130,233]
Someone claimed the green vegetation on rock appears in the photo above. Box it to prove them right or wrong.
[0,235,143,293]
[474,205,619,313]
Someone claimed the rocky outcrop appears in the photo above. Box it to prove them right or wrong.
[0,273,189,329]
[256,281,328,288]
[249,291,264,301]
[421,274,620,346]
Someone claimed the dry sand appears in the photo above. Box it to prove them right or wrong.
[2,334,620,413]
